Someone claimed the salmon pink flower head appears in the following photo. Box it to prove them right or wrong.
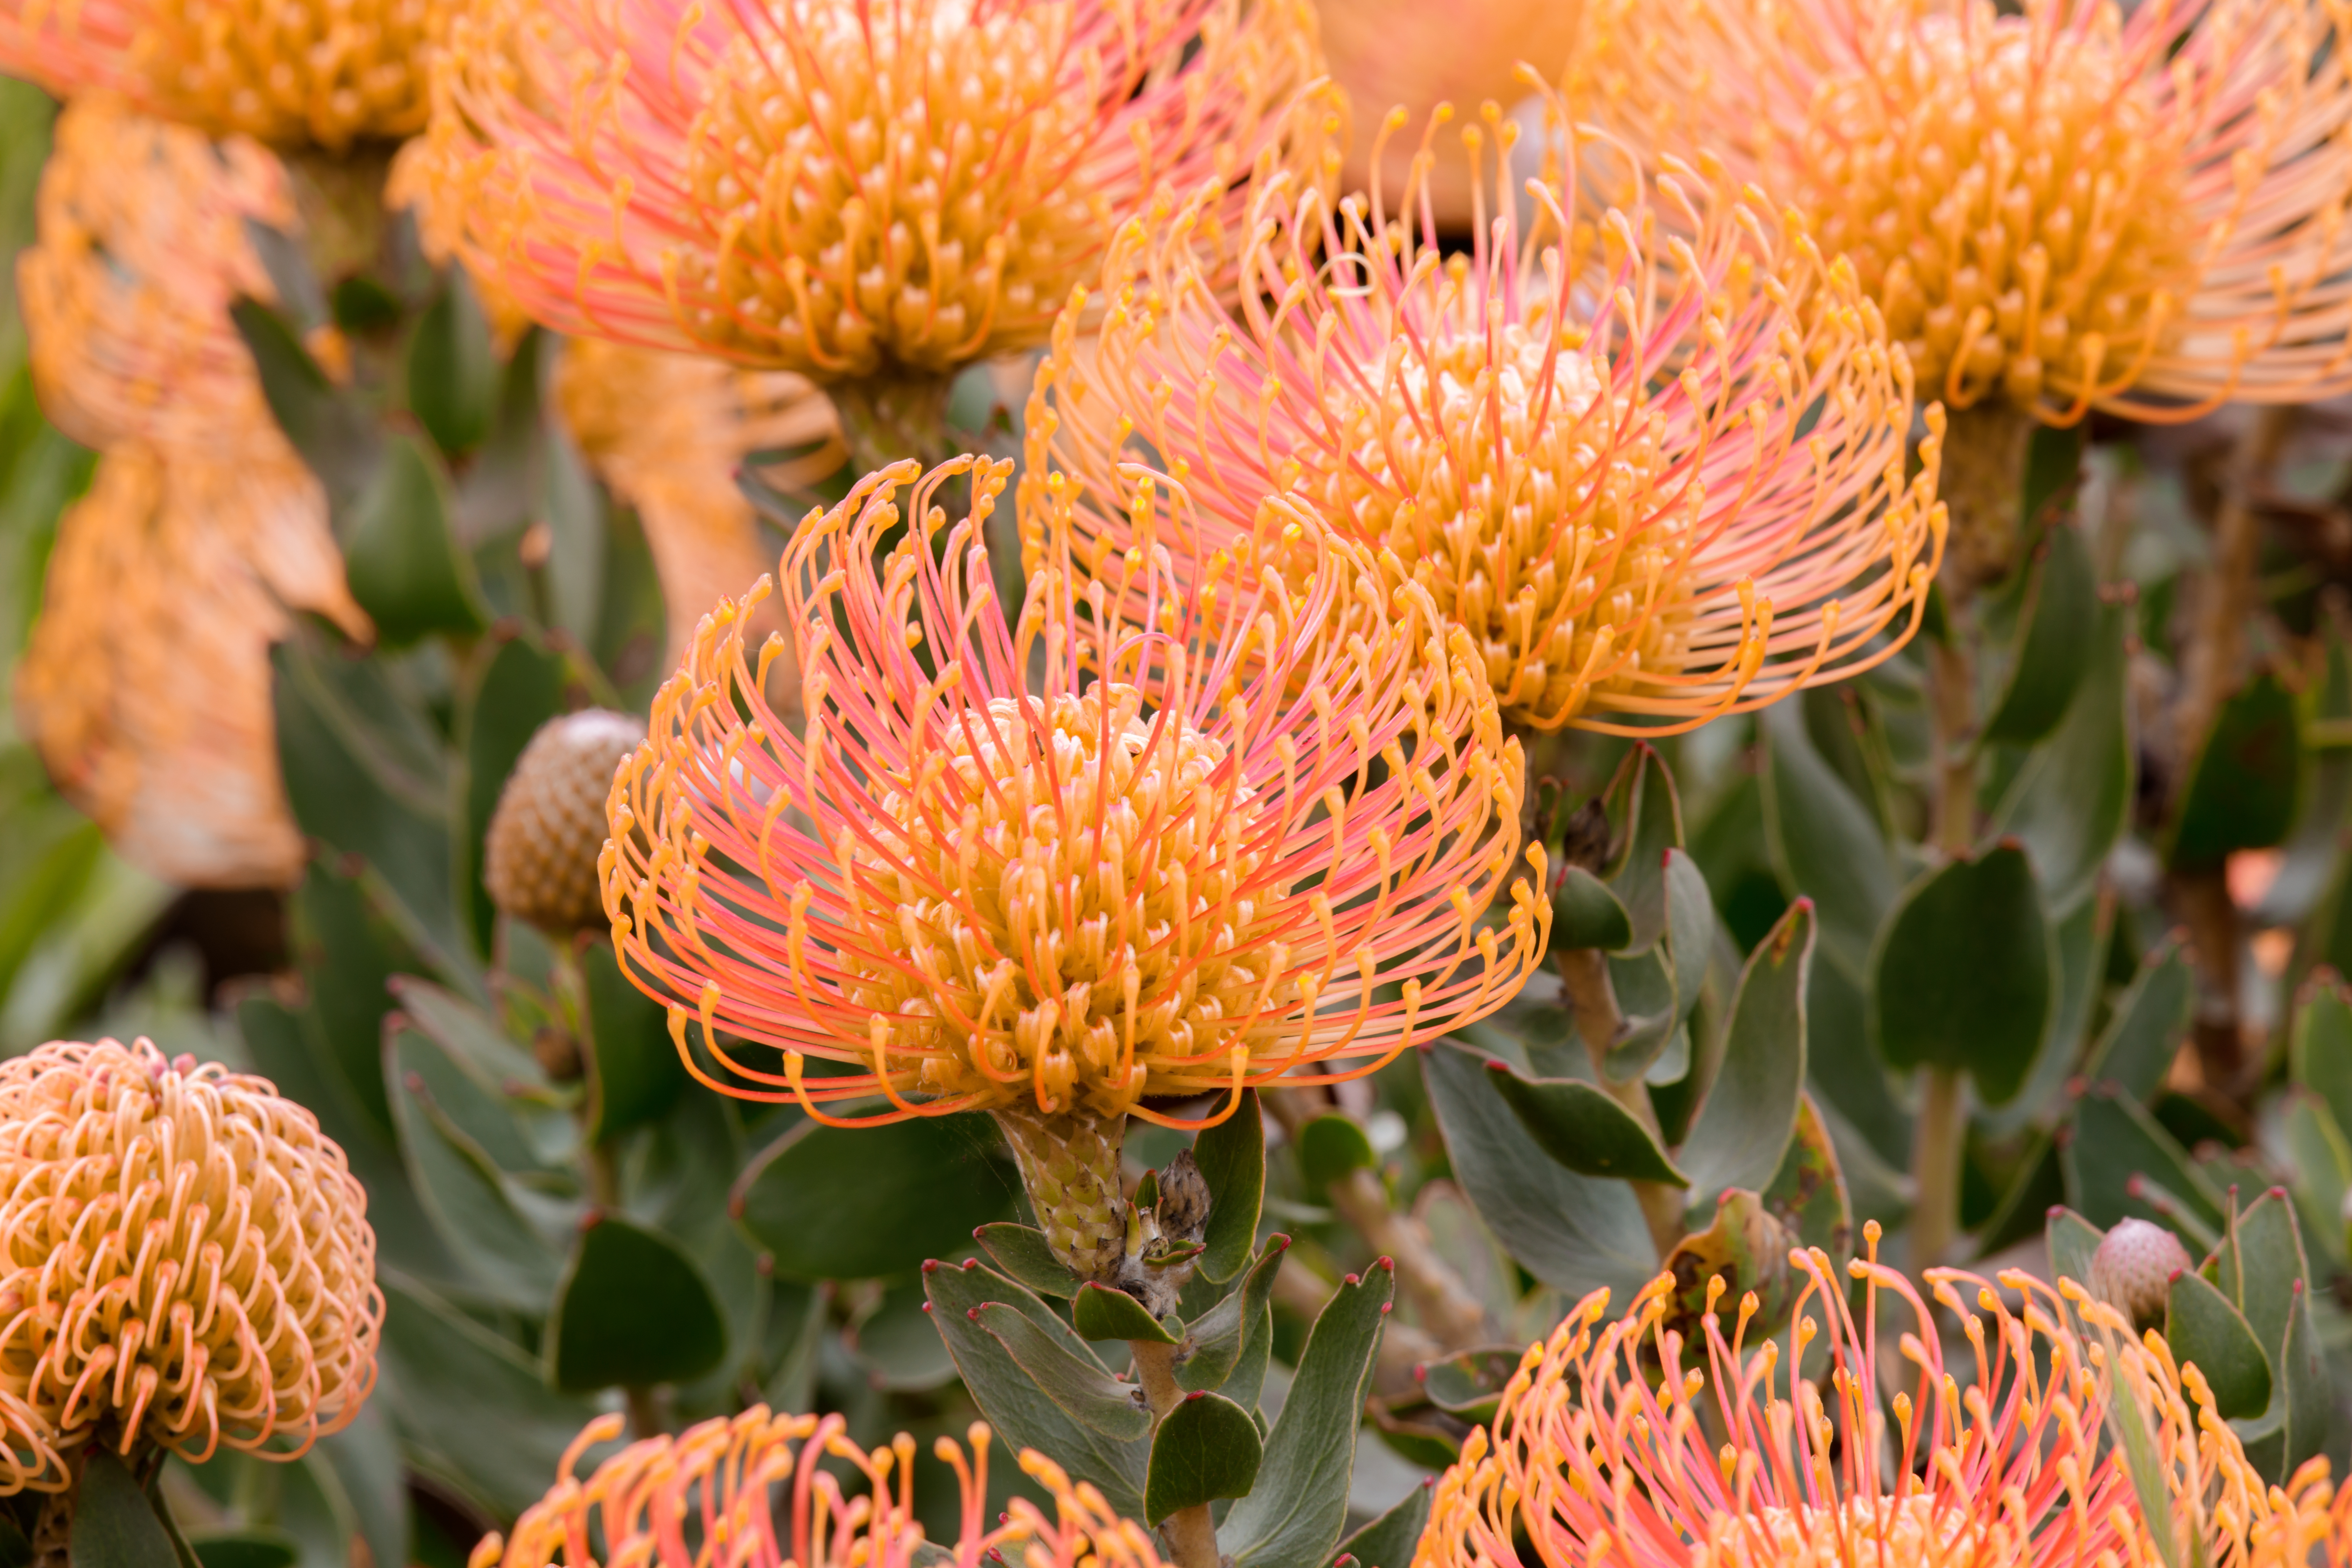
[413,0,1340,396]
[1024,86,1947,736]
[1416,1228,2341,1568]
[1581,0,2352,427]
[0,0,437,146]
[0,1038,382,1479]
[601,455,1548,1275]
[471,1410,1174,1568]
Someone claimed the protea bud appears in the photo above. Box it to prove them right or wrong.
[0,1037,381,1471]
[2091,1216,2192,1331]
[485,710,646,935]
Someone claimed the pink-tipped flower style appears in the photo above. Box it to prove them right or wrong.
[1026,91,1946,736]
[415,0,1338,387]
[1582,0,2352,425]
[472,1411,1176,1568]
[1416,1231,2340,1568]
[602,455,1547,1129]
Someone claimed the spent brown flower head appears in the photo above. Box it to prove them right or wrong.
[0,1038,382,1472]
[411,0,1340,383]
[486,709,651,934]
[1581,0,2352,423]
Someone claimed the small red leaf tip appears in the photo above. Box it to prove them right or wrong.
[967,1308,982,1321]
[1185,1390,1206,1401]
[579,1208,602,1232]
[923,1260,939,1273]
[1345,1273,1362,1286]
[961,1259,980,1271]
[2167,1268,2184,1283]
[2269,1185,2289,1199]
[1376,1256,1395,1271]
[2046,1205,2067,1217]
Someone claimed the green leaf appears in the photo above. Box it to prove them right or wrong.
[1761,703,1895,982]
[1073,1283,1176,1344]
[1484,1062,1686,1183]
[1759,1094,1852,1263]
[1661,1190,1793,1341]
[1982,521,2096,745]
[2210,1193,2329,1480]
[1680,899,1813,1211]
[72,1450,177,1568]
[1992,601,2133,913]
[925,1260,1147,1517]
[386,1024,566,1310]
[1297,1115,1379,1187]
[1334,1484,1432,1568]
[377,1276,612,1520]
[1194,1092,1265,1283]
[1421,1039,1654,1300]
[2046,1207,2105,1292]
[976,1223,1083,1299]
[2060,1085,2225,1236]
[230,298,380,505]
[967,1302,1150,1439]
[342,436,490,647]
[1223,1260,1394,1568]
[188,1533,299,1568]
[407,272,498,455]
[540,413,607,646]
[1602,747,1684,954]
[1146,1393,1263,1524]
[580,939,691,1141]
[1181,1239,1288,1394]
[391,975,551,1108]
[2170,673,2302,870]
[454,631,569,957]
[2291,973,2352,1139]
[1869,845,2052,1105]
[1416,1346,1520,1425]
[1661,847,1714,1030]
[2164,1271,2271,1420]
[2084,938,2193,1102]
[1551,867,1631,951]
[315,1406,408,1568]
[733,1113,1020,1280]
[287,865,408,1135]
[546,1214,728,1392]
[846,1283,957,1392]
[2279,1093,2351,1268]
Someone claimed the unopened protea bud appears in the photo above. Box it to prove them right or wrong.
[993,1106,1128,1283]
[0,1037,380,1468]
[2091,1217,2192,1331]
[485,710,646,934]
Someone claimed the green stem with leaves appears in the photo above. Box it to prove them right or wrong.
[1130,1340,1218,1568]
[1556,949,1686,1262]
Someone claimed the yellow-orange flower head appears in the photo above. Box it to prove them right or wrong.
[1582,0,2352,424]
[472,1411,1174,1568]
[1026,94,1946,736]
[1418,1234,2340,1568]
[603,455,1547,1130]
[0,1039,382,1473]
[0,0,436,147]
[414,0,1339,383]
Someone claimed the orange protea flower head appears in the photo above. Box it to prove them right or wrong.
[602,456,1546,1273]
[414,0,1339,383]
[1418,1233,2340,1568]
[472,1411,1173,1568]
[0,1039,382,1472]
[1025,90,1946,736]
[1582,0,2352,424]
[0,0,437,146]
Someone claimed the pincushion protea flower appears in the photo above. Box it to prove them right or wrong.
[1583,0,2352,429]
[0,0,435,146]
[1417,1233,2340,1568]
[412,0,1340,463]
[1025,94,1946,736]
[601,455,1547,1276]
[13,96,370,889]
[473,1410,1172,1568]
[0,1039,382,1472]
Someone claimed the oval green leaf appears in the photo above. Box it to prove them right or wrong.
[1146,1392,1264,1524]
[546,1213,728,1392]
[732,1112,1019,1280]
[2165,1270,2271,1421]
[1297,1114,1378,1188]
[1551,866,1631,952]
[1484,1061,1686,1184]
[72,1450,176,1568]
[1072,1282,1177,1344]
[1869,844,2052,1106]
[1192,1091,1265,1283]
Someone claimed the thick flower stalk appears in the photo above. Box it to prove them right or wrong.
[1583,0,2352,427]
[413,0,1339,465]
[13,96,371,890]
[0,1038,382,1472]
[0,0,435,146]
[471,1410,1172,1568]
[602,456,1547,1275]
[1025,94,1945,736]
[1417,1233,2340,1568]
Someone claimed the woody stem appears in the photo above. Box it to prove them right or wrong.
[1556,948,1684,1261]
[1132,1341,1219,1568]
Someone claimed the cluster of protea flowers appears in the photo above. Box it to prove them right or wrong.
[1417,1235,2346,1568]
[476,1410,1175,1568]
[0,1038,381,1488]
